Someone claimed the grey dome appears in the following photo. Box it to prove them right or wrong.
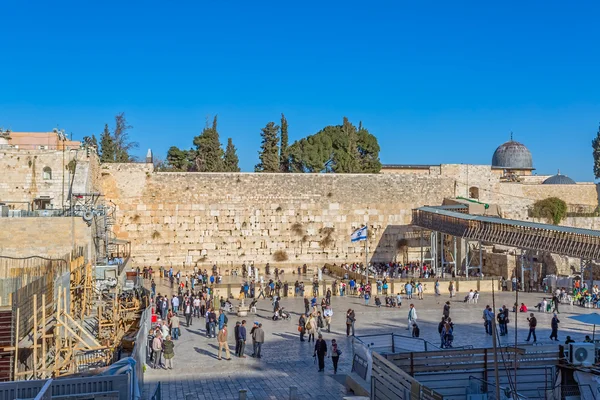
[543,172,576,185]
[491,140,533,170]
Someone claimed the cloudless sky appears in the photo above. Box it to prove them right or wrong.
[1,1,599,181]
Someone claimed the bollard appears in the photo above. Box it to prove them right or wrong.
[239,389,247,400]
[289,386,298,400]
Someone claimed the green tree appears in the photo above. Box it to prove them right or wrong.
[223,138,240,172]
[113,112,138,162]
[99,124,115,163]
[593,124,600,179]
[280,113,290,172]
[255,121,280,172]
[193,115,224,172]
[166,146,192,171]
[288,117,381,173]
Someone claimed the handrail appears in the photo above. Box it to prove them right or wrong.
[469,376,529,400]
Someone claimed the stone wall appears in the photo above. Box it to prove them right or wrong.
[0,148,98,210]
[100,164,457,267]
[0,217,92,259]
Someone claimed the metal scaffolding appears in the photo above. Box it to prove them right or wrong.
[412,207,600,261]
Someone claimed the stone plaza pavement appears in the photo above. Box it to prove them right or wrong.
[143,283,597,400]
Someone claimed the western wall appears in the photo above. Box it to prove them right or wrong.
[99,162,599,274]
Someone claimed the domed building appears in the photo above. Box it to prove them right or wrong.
[491,137,534,176]
[542,171,576,185]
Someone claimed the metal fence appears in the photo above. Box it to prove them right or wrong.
[131,304,152,394]
[0,374,130,400]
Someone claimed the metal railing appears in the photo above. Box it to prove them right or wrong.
[469,376,529,400]
[149,382,161,400]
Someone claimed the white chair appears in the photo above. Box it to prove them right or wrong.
[251,305,257,314]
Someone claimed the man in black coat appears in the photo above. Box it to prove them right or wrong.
[313,333,328,372]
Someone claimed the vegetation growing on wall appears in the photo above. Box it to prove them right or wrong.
[273,250,288,262]
[592,124,600,179]
[531,197,567,225]
[291,222,304,236]
[319,227,335,248]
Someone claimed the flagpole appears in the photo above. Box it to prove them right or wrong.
[365,227,369,285]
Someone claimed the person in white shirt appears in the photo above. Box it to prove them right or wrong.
[172,296,180,314]
[323,306,333,333]
[193,297,201,318]
[407,304,417,330]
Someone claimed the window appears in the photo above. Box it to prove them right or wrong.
[43,167,52,180]
[469,186,480,199]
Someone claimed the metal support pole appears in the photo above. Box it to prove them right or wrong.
[365,238,369,284]
[420,230,424,269]
[453,236,457,277]
[441,233,445,278]
[521,251,525,292]
[478,240,483,277]
[465,240,469,280]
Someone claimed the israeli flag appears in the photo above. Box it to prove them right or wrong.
[351,226,367,242]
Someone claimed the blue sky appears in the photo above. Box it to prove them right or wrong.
[1,1,599,181]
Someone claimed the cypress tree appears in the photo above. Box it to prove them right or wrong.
[255,122,280,172]
[593,124,600,179]
[280,113,290,172]
[99,124,115,163]
[223,138,240,172]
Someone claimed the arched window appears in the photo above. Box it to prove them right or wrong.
[469,186,479,199]
[43,167,52,180]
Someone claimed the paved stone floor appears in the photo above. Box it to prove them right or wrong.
[143,280,596,399]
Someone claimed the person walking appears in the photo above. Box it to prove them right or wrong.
[184,300,192,327]
[306,313,317,342]
[234,321,241,355]
[550,313,560,341]
[443,301,450,319]
[170,313,180,340]
[526,313,537,342]
[552,294,560,314]
[448,282,455,298]
[250,322,258,357]
[438,317,447,348]
[217,324,232,360]
[407,304,417,330]
[324,306,333,333]
[163,335,175,369]
[483,306,493,336]
[346,309,356,336]
[237,320,247,357]
[253,323,265,358]
[364,292,371,306]
[330,338,341,374]
[434,279,440,296]
[314,334,328,372]
[152,331,163,369]
[412,323,420,338]
[304,296,310,315]
[299,314,306,342]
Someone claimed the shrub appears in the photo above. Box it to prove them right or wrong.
[319,227,335,248]
[273,250,288,262]
[531,197,567,225]
[152,230,161,239]
[291,222,304,236]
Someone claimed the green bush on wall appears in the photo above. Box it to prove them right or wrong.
[531,197,567,225]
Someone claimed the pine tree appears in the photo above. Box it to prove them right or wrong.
[193,115,224,172]
[223,138,240,172]
[593,124,600,179]
[166,146,191,171]
[99,124,115,163]
[279,113,290,172]
[255,122,280,172]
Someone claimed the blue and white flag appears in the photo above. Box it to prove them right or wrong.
[351,226,367,242]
